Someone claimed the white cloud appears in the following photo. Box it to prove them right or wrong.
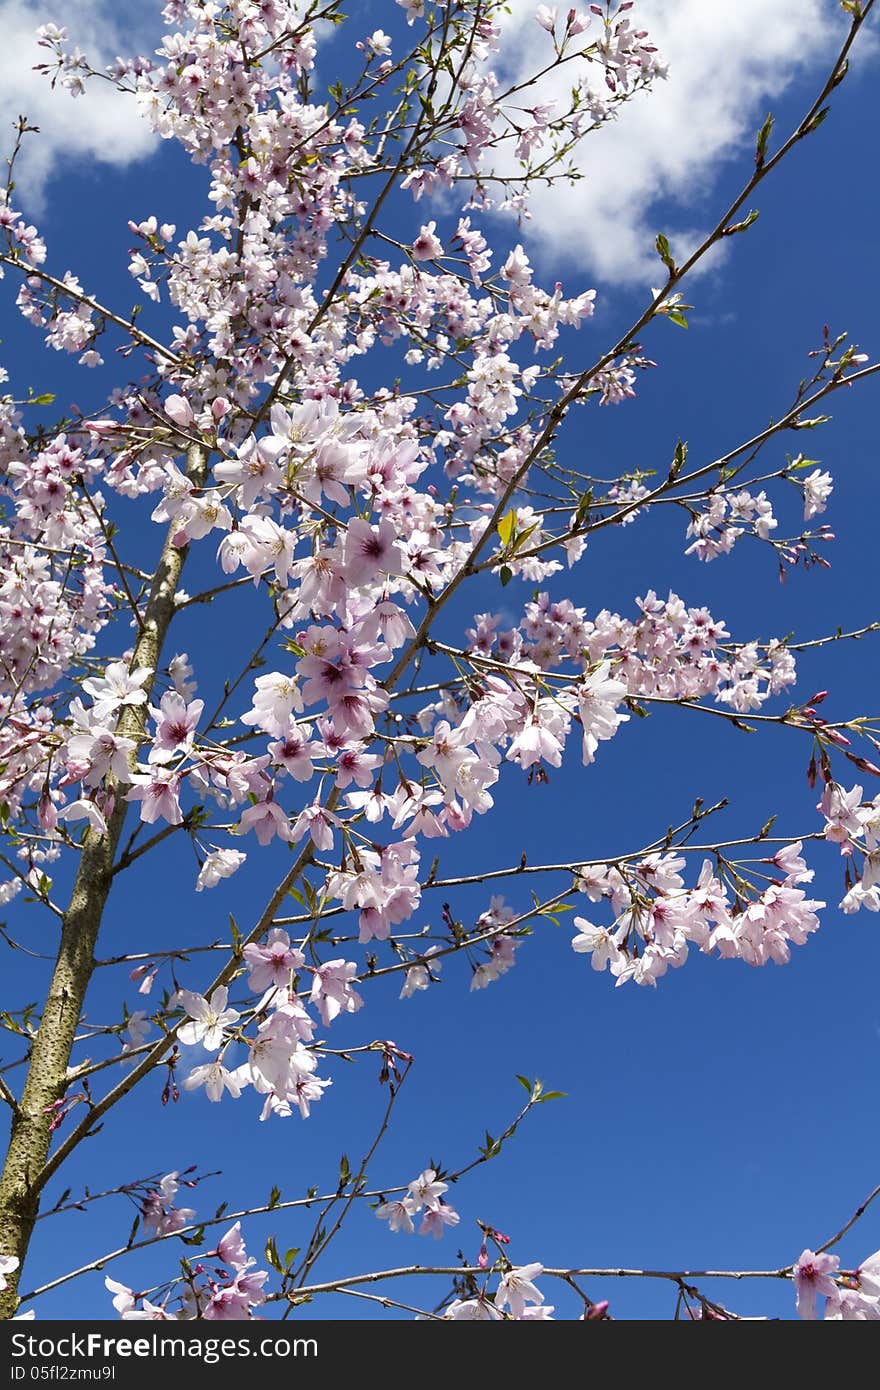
[496,0,848,286]
[0,0,157,211]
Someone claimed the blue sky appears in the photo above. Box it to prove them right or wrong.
[2,0,880,1322]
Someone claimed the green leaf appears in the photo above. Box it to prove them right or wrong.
[789,453,818,472]
[665,309,688,329]
[574,489,593,526]
[724,209,760,236]
[791,414,831,430]
[284,1248,300,1269]
[499,565,513,587]
[229,914,242,953]
[669,439,688,481]
[537,1090,567,1104]
[804,106,830,134]
[497,508,516,548]
[655,231,674,272]
[755,111,774,167]
[265,1235,284,1273]
[508,521,540,556]
[515,1074,533,1095]
[303,878,319,916]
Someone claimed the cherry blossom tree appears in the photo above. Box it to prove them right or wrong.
[1,0,879,1323]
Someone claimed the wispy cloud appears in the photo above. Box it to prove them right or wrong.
[496,0,848,287]
[0,0,157,211]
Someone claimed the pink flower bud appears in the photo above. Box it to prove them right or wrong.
[824,728,851,747]
[164,394,194,427]
[846,754,880,777]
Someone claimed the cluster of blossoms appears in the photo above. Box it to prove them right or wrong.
[0,0,845,1153]
[3,2,811,951]
[376,1169,460,1239]
[140,1171,197,1237]
[570,842,824,987]
[462,587,797,713]
[445,1262,556,1320]
[684,475,836,568]
[794,1247,880,1321]
[0,390,115,902]
[175,936,362,1120]
[685,488,779,562]
[0,0,875,1326]
[106,1222,267,1320]
[820,781,880,913]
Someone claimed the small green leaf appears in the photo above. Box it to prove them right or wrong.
[265,1235,284,1273]
[229,914,242,953]
[655,231,675,272]
[791,414,831,430]
[665,309,689,329]
[669,440,688,481]
[575,489,593,525]
[724,209,760,236]
[499,565,513,587]
[755,111,774,167]
[804,106,830,134]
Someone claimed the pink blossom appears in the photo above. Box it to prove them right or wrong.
[178,986,240,1051]
[243,928,305,992]
[376,1198,418,1234]
[496,1263,545,1318]
[290,800,340,850]
[182,1061,245,1104]
[196,849,246,891]
[238,798,292,845]
[412,221,443,261]
[125,768,183,826]
[149,690,203,762]
[309,959,364,1026]
[419,1203,460,1238]
[793,1248,839,1319]
[343,518,404,588]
